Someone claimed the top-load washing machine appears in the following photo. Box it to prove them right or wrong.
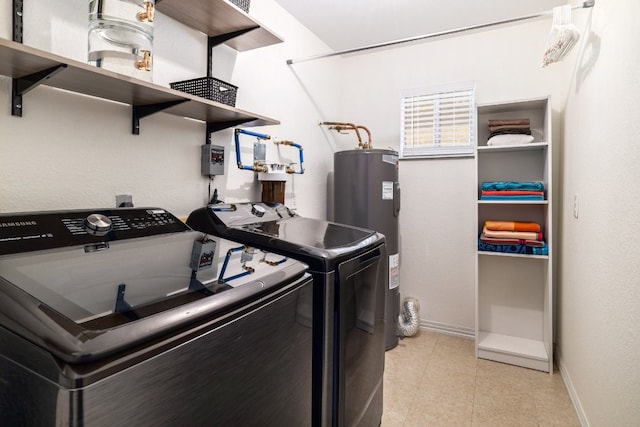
[187,202,387,427]
[0,207,313,426]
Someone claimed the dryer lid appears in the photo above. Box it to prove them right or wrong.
[187,203,385,271]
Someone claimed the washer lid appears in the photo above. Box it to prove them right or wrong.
[0,208,309,363]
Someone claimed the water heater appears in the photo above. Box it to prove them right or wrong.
[333,149,400,350]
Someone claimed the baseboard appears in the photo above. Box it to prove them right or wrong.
[556,348,589,427]
[419,319,475,340]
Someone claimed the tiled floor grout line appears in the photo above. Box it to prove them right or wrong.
[401,335,438,426]
[470,358,479,427]
[383,332,580,426]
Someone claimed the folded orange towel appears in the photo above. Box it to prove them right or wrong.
[482,227,542,240]
[484,220,541,232]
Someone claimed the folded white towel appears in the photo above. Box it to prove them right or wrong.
[487,134,535,146]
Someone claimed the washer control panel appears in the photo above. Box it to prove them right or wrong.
[209,203,296,227]
[0,208,189,256]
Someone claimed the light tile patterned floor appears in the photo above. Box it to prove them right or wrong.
[382,331,580,427]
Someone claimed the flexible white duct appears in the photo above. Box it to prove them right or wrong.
[397,297,420,338]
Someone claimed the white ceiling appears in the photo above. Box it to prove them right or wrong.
[273,0,570,52]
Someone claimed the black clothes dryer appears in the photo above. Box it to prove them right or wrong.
[0,207,313,426]
[187,202,387,427]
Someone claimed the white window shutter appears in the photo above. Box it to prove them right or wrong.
[401,82,475,158]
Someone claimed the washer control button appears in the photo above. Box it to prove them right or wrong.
[85,214,112,235]
[251,204,266,217]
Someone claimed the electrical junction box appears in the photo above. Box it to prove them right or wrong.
[202,144,225,175]
[190,239,217,274]
[253,141,266,162]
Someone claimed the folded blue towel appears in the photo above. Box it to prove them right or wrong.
[481,181,544,191]
[480,195,544,201]
[478,240,548,255]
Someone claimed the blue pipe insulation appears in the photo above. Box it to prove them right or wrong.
[223,271,252,282]
[235,128,270,140]
[234,130,245,169]
[218,246,245,282]
[234,128,304,174]
[211,205,237,212]
[296,147,305,174]
[263,256,288,266]
[278,141,305,174]
[234,128,269,170]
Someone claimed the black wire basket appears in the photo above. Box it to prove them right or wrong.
[230,0,250,13]
[170,77,238,107]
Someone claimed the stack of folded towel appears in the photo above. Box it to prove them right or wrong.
[487,118,535,146]
[480,181,545,201]
[478,220,548,255]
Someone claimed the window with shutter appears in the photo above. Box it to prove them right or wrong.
[400,82,476,158]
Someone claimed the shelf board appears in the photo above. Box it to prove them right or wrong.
[156,0,283,51]
[477,251,548,260]
[477,331,550,371]
[477,200,548,205]
[477,97,549,115]
[0,38,278,129]
[477,142,549,153]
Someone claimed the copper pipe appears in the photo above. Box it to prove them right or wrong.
[356,125,372,149]
[135,50,152,71]
[319,121,363,147]
[137,1,155,22]
[320,121,374,149]
[252,162,268,173]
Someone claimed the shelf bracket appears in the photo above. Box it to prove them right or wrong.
[208,27,259,50]
[132,99,189,134]
[207,27,259,76]
[206,119,254,143]
[13,0,23,43]
[12,64,68,117]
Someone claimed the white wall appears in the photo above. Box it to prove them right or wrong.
[231,0,342,217]
[560,0,640,425]
[329,19,574,334]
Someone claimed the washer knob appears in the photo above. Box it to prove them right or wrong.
[85,214,112,235]
[251,204,266,217]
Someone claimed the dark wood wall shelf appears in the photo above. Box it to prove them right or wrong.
[156,0,283,51]
[0,39,279,133]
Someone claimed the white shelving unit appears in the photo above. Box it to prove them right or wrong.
[474,97,553,373]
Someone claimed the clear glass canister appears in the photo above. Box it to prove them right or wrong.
[88,0,154,82]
